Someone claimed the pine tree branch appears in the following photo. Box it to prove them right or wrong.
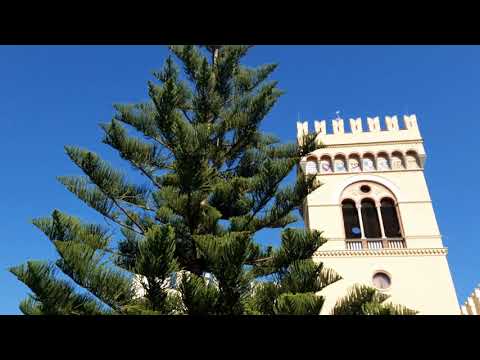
[126,202,156,213]
[54,241,133,314]
[244,171,292,232]
[135,164,163,190]
[100,212,144,236]
[110,197,146,235]
[245,256,273,265]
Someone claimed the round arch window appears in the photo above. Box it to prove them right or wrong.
[372,272,391,290]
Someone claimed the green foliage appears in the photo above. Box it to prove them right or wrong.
[10,261,105,315]
[179,273,219,315]
[273,293,324,315]
[54,241,134,312]
[12,45,415,316]
[132,225,179,312]
[32,209,111,251]
[194,232,253,314]
[245,230,342,315]
[331,285,417,315]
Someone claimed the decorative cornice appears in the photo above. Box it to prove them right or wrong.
[313,247,448,257]
[404,235,442,239]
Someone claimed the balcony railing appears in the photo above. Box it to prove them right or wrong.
[345,238,406,250]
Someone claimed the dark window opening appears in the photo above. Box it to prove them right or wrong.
[360,185,371,193]
[361,199,381,238]
[342,199,361,239]
[381,198,402,238]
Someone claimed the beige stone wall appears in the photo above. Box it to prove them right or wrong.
[314,251,460,315]
[306,172,443,250]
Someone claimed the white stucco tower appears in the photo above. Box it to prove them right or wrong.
[298,114,460,315]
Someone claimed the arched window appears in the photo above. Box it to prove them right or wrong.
[319,155,332,174]
[380,198,402,238]
[377,152,390,171]
[391,151,405,170]
[361,199,381,238]
[305,156,318,174]
[406,150,420,169]
[342,199,361,239]
[341,182,406,250]
[334,155,347,172]
[348,154,361,172]
[362,153,375,172]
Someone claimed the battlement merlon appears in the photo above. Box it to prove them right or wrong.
[296,114,422,147]
[461,286,480,315]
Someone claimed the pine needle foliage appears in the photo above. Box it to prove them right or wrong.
[11,46,415,315]
[331,285,418,315]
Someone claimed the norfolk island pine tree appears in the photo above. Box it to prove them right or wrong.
[10,45,416,315]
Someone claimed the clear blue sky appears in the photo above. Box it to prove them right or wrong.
[1,45,478,314]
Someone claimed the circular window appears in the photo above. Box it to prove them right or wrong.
[352,227,361,235]
[360,185,371,193]
[372,272,391,290]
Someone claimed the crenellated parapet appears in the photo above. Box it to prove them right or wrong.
[297,114,421,147]
[460,285,480,315]
[298,114,426,175]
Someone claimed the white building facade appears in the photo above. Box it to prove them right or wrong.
[298,114,460,315]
